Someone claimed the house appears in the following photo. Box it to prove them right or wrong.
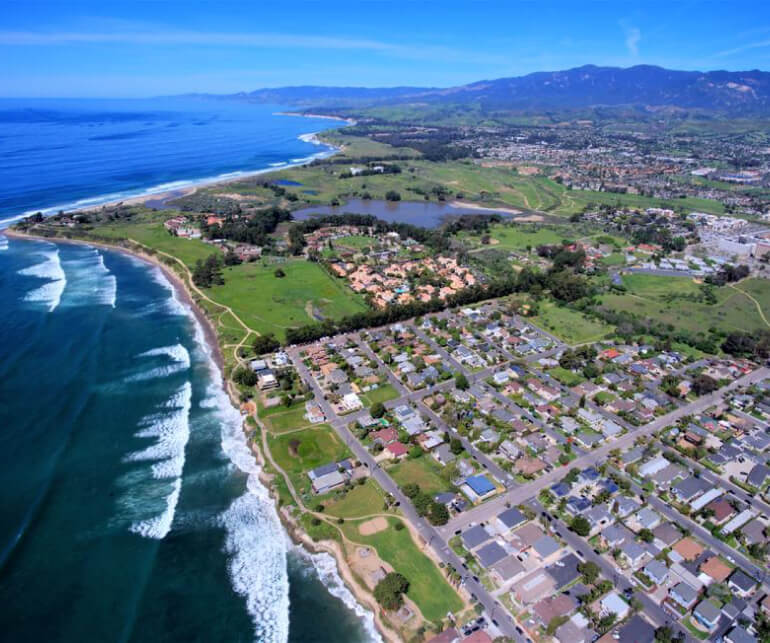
[370,427,398,446]
[602,523,632,548]
[305,402,325,424]
[496,507,527,533]
[463,475,496,501]
[616,615,655,643]
[600,592,630,620]
[639,455,669,477]
[585,504,613,533]
[747,463,770,488]
[499,439,520,461]
[491,555,526,583]
[341,392,363,411]
[672,476,710,504]
[426,628,460,643]
[635,507,661,531]
[620,540,648,568]
[652,522,681,547]
[533,593,577,627]
[258,371,278,390]
[706,498,736,525]
[692,600,721,631]
[385,442,408,459]
[724,626,757,643]
[545,553,581,589]
[555,613,595,643]
[669,581,699,609]
[509,523,546,553]
[566,496,592,515]
[728,569,757,597]
[532,535,561,562]
[512,570,556,605]
[613,496,641,519]
[643,559,669,586]
[700,556,732,584]
[462,525,492,550]
[433,443,456,466]
[476,541,508,568]
[673,537,704,561]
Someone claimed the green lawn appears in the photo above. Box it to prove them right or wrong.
[547,367,585,387]
[532,300,615,345]
[322,478,389,518]
[206,259,367,341]
[268,426,350,494]
[262,404,314,433]
[388,456,451,496]
[360,383,400,407]
[600,273,770,335]
[95,222,220,267]
[334,234,376,250]
[463,223,569,251]
[342,517,464,621]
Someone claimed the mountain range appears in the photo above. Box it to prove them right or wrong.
[230,65,770,116]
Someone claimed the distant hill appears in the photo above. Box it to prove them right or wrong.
[226,65,770,116]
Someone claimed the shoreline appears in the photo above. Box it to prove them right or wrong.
[3,115,345,226]
[6,227,391,642]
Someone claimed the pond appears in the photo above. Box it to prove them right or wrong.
[292,198,512,229]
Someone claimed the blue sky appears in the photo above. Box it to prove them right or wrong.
[3,0,770,97]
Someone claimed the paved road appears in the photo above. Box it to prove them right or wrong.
[527,499,696,643]
[439,367,770,536]
[287,345,526,641]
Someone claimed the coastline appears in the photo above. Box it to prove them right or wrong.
[5,227,392,642]
[3,115,344,226]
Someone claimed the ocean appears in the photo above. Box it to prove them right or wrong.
[0,99,378,642]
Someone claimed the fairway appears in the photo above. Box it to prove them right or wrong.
[207,259,367,340]
[342,517,464,621]
[463,223,570,251]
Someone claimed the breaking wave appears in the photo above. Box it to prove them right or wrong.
[126,343,191,381]
[19,247,67,312]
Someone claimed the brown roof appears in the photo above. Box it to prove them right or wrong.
[426,628,459,643]
[673,537,704,561]
[511,523,545,549]
[462,632,493,643]
[533,593,576,625]
[700,557,732,583]
[706,499,736,524]
[515,455,546,475]
[652,522,681,546]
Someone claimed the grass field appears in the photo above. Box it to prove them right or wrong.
[601,273,770,335]
[334,234,376,250]
[388,456,451,496]
[322,478,389,518]
[261,404,314,433]
[360,384,399,407]
[462,223,571,251]
[547,367,585,387]
[268,426,350,494]
[342,517,464,621]
[532,300,615,345]
[207,259,367,341]
[94,222,220,268]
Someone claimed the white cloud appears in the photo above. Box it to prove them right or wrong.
[623,25,641,57]
[714,38,770,58]
[0,28,508,65]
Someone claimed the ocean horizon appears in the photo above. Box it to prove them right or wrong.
[0,100,379,643]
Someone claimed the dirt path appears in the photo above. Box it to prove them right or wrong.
[730,281,770,329]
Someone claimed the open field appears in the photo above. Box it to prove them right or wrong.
[207,259,367,341]
[261,404,314,433]
[600,273,770,335]
[342,517,464,621]
[93,221,220,268]
[268,426,350,494]
[322,479,390,518]
[461,223,571,251]
[532,300,615,345]
[360,384,400,407]
[388,456,452,496]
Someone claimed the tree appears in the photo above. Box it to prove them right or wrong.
[370,401,386,419]
[577,561,600,584]
[385,190,401,202]
[413,492,433,517]
[597,613,616,633]
[252,333,280,355]
[401,483,420,499]
[428,502,450,526]
[692,374,718,396]
[569,515,591,537]
[233,366,258,387]
[638,528,654,543]
[455,372,469,390]
[274,267,286,278]
[450,438,464,455]
[373,572,409,611]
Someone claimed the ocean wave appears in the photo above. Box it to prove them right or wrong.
[150,266,188,316]
[95,252,117,308]
[18,247,66,312]
[292,547,383,643]
[0,236,8,250]
[129,478,182,539]
[126,343,191,381]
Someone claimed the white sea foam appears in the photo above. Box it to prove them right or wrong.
[150,266,188,316]
[292,547,383,643]
[0,236,8,250]
[129,478,182,539]
[19,248,66,312]
[94,252,117,308]
[126,343,191,381]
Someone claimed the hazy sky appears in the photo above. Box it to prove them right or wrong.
[3,0,770,97]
